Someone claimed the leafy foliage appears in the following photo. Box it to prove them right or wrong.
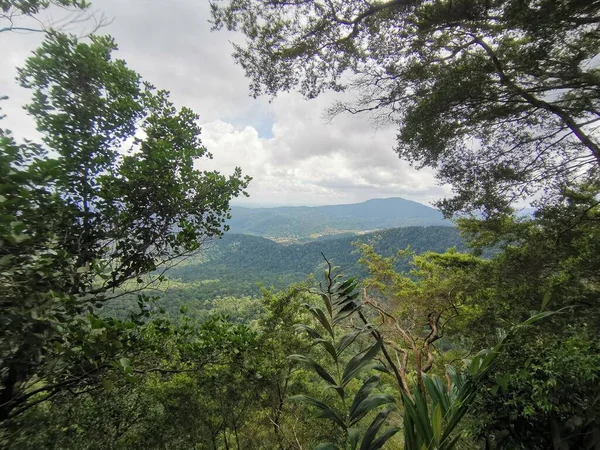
[152,226,464,303]
[212,0,600,216]
[291,263,400,449]
[2,2,600,449]
[0,32,249,423]
[0,0,103,35]
[401,312,556,450]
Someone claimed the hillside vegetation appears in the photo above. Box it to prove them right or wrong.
[143,226,463,313]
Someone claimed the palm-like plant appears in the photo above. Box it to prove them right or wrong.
[290,262,400,450]
[292,256,557,450]
[401,313,557,450]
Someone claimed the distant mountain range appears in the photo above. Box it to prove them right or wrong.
[227,197,452,241]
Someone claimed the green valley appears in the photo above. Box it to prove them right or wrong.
[137,226,463,317]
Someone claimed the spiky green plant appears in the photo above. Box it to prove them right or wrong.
[290,262,400,450]
[401,312,558,450]
[292,254,558,450]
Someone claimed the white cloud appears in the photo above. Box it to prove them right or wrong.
[0,0,450,208]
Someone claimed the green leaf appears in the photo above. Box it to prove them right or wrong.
[332,291,359,307]
[402,391,432,444]
[336,278,356,292]
[314,338,338,361]
[432,403,443,444]
[289,354,339,389]
[360,408,393,450]
[335,278,358,298]
[0,255,14,266]
[424,375,450,417]
[102,378,114,392]
[313,443,338,450]
[403,409,421,450]
[520,310,558,328]
[333,302,360,324]
[443,433,462,450]
[342,341,382,387]
[321,293,333,317]
[290,395,346,430]
[303,304,334,338]
[349,375,380,421]
[119,357,131,368]
[369,426,401,450]
[336,328,368,357]
[541,289,552,311]
[347,429,360,450]
[350,394,396,426]
[440,391,477,444]
[295,324,323,340]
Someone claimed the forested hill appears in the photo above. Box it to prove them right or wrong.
[227,197,451,241]
[160,226,462,303]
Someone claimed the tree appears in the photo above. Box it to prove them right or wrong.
[0,32,250,423]
[211,0,600,216]
[1,1,108,35]
[1,315,262,450]
[358,245,484,394]
[456,185,600,449]
[255,284,316,449]
[290,257,559,449]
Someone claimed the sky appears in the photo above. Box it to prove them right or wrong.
[0,0,451,207]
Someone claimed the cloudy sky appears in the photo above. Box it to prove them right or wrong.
[0,0,450,207]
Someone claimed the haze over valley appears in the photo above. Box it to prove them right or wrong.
[227,197,451,242]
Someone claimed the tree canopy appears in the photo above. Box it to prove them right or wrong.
[0,1,107,34]
[211,0,600,216]
[0,32,249,422]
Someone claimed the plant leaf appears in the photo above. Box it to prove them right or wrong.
[370,426,401,450]
[333,302,360,324]
[342,341,382,387]
[295,324,322,340]
[337,328,369,357]
[303,304,334,338]
[314,444,338,450]
[350,393,396,426]
[359,408,392,450]
[432,403,443,444]
[289,354,338,387]
[349,375,380,419]
[321,293,333,317]
[314,338,338,361]
[347,428,360,450]
[290,395,346,430]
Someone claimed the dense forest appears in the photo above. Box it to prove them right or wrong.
[114,226,464,317]
[1,1,599,450]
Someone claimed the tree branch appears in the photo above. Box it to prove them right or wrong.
[472,35,600,165]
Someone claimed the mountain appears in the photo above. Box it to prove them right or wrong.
[227,197,451,241]
[155,226,463,306]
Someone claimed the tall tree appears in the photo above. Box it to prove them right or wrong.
[0,32,250,423]
[211,0,600,216]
